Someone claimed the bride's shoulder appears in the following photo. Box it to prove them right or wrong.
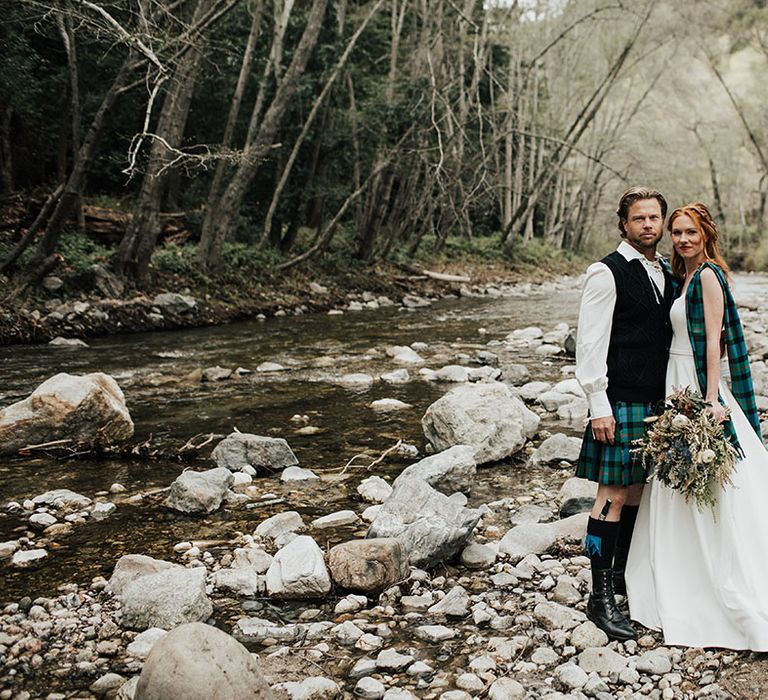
[698,264,727,295]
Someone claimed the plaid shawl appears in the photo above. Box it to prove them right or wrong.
[685,262,761,452]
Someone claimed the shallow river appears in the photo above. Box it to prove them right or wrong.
[1,273,766,603]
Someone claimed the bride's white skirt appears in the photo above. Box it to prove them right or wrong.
[626,351,768,650]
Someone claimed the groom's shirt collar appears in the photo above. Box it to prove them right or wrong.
[617,240,662,262]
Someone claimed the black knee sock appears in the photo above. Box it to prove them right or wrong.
[616,505,639,550]
[585,517,619,570]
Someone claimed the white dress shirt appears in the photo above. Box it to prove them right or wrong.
[575,241,667,420]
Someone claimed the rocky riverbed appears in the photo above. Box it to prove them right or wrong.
[1,273,768,699]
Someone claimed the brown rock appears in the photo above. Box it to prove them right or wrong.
[328,538,409,593]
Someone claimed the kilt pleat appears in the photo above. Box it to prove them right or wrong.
[575,400,653,486]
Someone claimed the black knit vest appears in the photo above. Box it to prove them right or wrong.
[602,251,673,404]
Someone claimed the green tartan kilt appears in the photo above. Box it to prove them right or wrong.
[575,400,654,486]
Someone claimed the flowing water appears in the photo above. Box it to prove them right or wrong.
[1,273,766,603]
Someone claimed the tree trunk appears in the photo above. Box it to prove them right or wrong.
[262,0,383,244]
[58,2,85,231]
[0,106,13,193]
[116,0,214,283]
[26,54,136,267]
[197,0,329,268]
[203,3,263,228]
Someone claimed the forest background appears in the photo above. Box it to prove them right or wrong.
[1,0,768,305]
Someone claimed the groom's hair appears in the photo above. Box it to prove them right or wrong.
[616,186,668,236]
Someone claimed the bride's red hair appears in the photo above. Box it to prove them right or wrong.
[668,202,730,280]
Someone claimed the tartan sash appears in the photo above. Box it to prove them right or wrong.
[685,262,761,452]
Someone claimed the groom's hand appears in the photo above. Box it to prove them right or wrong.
[591,416,616,445]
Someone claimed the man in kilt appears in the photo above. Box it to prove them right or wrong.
[575,186,674,640]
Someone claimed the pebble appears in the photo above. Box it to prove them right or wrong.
[355,677,386,699]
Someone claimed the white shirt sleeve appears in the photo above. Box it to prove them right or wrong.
[575,262,616,420]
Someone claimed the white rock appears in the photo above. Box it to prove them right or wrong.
[380,369,410,384]
[367,478,482,568]
[488,678,525,700]
[533,600,587,630]
[519,381,552,401]
[126,628,167,660]
[12,548,48,566]
[135,622,272,697]
[635,648,673,675]
[570,621,609,651]
[212,568,263,596]
[428,586,469,617]
[334,594,367,614]
[394,444,476,495]
[361,505,382,522]
[499,512,589,561]
[456,673,484,692]
[355,677,386,700]
[29,512,57,528]
[357,476,392,503]
[91,502,116,520]
[537,391,575,411]
[255,511,305,540]
[422,382,540,465]
[388,346,424,364]
[33,489,92,509]
[434,365,470,382]
[370,398,412,412]
[531,646,560,665]
[281,466,320,481]
[555,662,589,689]
[257,362,286,372]
[266,535,331,599]
[577,646,629,675]
[376,648,414,672]
[212,433,298,473]
[119,567,212,631]
[529,433,583,466]
[0,541,19,559]
[166,467,234,514]
[336,373,375,387]
[416,625,457,642]
[557,399,589,421]
[311,510,360,529]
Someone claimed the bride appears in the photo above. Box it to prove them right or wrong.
[626,202,768,650]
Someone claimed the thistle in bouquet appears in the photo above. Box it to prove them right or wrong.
[634,387,740,515]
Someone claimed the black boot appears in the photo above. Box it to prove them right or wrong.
[587,568,636,641]
[613,545,629,596]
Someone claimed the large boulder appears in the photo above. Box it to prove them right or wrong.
[118,566,213,631]
[265,535,331,599]
[135,623,273,700]
[0,373,133,456]
[211,432,298,473]
[328,538,410,592]
[367,478,482,568]
[394,445,476,495]
[109,555,181,596]
[498,513,588,562]
[152,292,197,314]
[166,467,234,514]
[421,382,539,464]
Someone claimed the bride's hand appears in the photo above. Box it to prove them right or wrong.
[706,401,727,423]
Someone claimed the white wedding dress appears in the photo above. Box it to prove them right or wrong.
[626,295,768,650]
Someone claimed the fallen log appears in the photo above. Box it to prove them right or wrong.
[394,262,471,283]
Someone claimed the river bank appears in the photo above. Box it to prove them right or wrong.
[0,232,587,347]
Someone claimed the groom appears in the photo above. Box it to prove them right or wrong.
[574,186,674,640]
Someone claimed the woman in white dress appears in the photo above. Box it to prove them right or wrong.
[626,202,768,650]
